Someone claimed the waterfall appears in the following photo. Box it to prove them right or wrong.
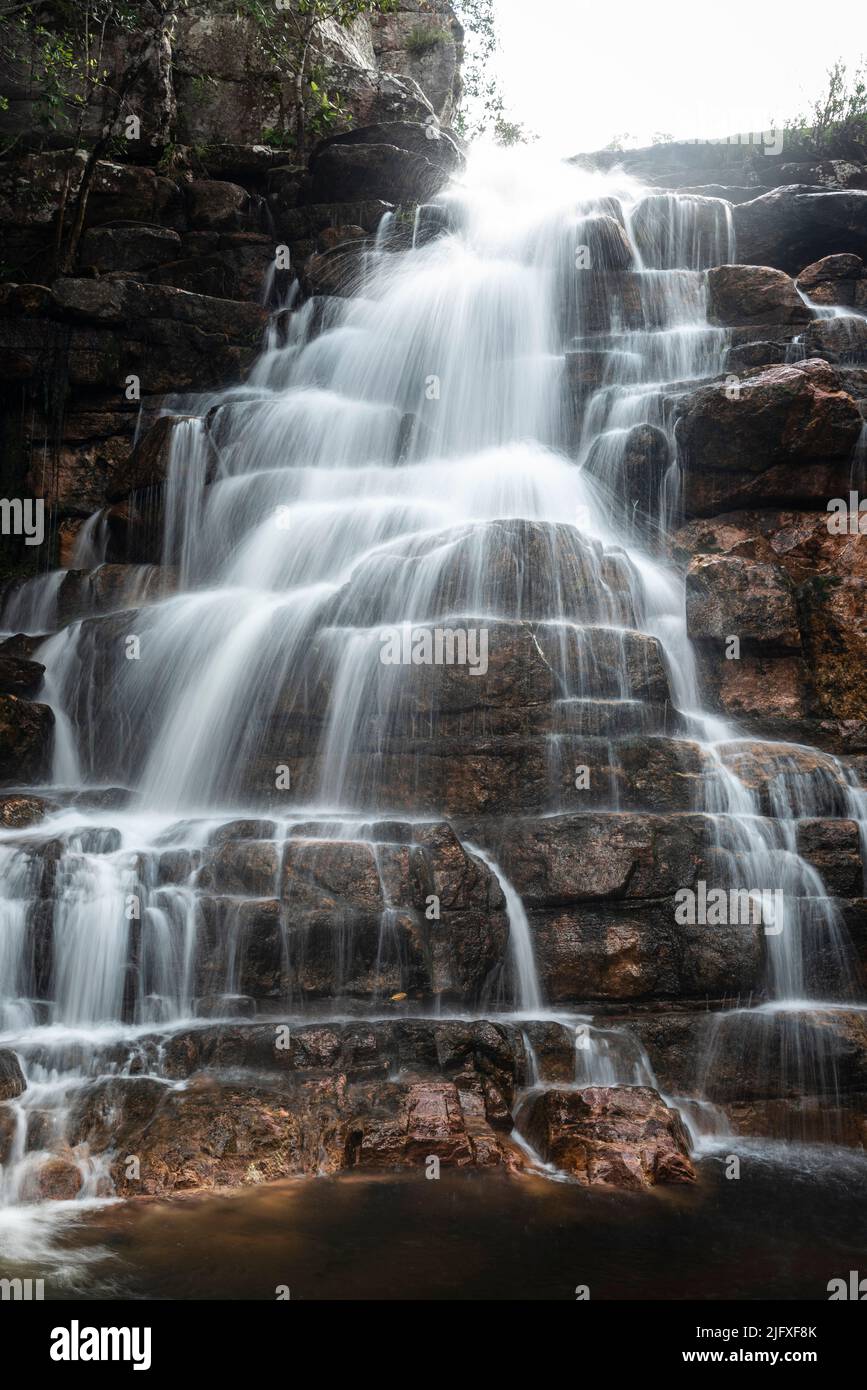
[1,143,865,1218]
[464,842,541,1012]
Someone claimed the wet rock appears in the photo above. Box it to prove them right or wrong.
[0,654,44,696]
[676,360,863,516]
[517,1085,696,1187]
[186,180,252,232]
[799,315,867,364]
[0,695,54,785]
[300,238,370,298]
[797,253,866,308]
[630,192,731,269]
[115,415,215,503]
[0,793,49,828]
[482,812,711,905]
[686,553,800,649]
[584,422,671,523]
[575,213,634,271]
[0,1049,26,1101]
[796,819,864,898]
[527,896,763,1004]
[19,1155,84,1203]
[707,264,812,326]
[307,141,454,205]
[78,225,183,274]
[734,186,867,275]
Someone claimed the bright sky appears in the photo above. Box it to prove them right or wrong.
[489,0,865,154]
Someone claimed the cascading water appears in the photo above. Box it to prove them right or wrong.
[1,144,865,1224]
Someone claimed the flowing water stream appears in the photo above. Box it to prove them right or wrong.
[1,145,865,1253]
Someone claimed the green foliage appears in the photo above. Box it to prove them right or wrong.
[785,57,867,153]
[405,24,448,56]
[451,0,533,145]
[0,0,156,146]
[237,0,397,155]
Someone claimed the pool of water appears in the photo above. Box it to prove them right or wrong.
[2,1142,866,1300]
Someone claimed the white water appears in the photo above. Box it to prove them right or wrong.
[1,144,865,1229]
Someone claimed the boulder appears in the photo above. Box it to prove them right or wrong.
[0,695,54,784]
[307,141,453,205]
[734,186,867,275]
[797,253,866,308]
[0,654,45,697]
[686,553,800,648]
[799,316,867,364]
[0,793,49,828]
[675,360,863,515]
[517,1086,696,1187]
[706,264,812,326]
[0,1049,26,1101]
[185,180,252,231]
[77,225,183,274]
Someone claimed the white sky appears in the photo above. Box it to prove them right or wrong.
[488,0,865,154]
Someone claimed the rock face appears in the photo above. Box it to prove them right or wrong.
[733,187,867,275]
[0,1049,26,1101]
[517,1086,696,1188]
[674,510,867,746]
[706,264,812,326]
[675,360,863,515]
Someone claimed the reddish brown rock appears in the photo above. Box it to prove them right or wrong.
[676,360,863,515]
[0,1049,26,1101]
[19,1156,84,1203]
[686,553,800,649]
[0,695,54,785]
[797,253,865,308]
[707,264,812,326]
[517,1086,696,1188]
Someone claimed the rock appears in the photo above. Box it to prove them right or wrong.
[799,316,867,364]
[68,1028,525,1196]
[734,186,867,275]
[797,253,865,307]
[193,826,508,1005]
[307,141,453,205]
[517,1086,696,1187]
[527,896,763,1003]
[0,654,45,696]
[116,414,216,503]
[77,225,183,273]
[584,422,671,523]
[316,120,464,172]
[0,695,54,784]
[686,553,800,648]
[186,180,252,231]
[675,360,863,515]
[796,819,864,898]
[0,1049,26,1101]
[575,213,634,271]
[370,10,462,122]
[0,793,48,828]
[629,192,733,269]
[19,1156,84,1203]
[480,812,711,905]
[301,238,370,298]
[725,340,789,371]
[706,264,812,326]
